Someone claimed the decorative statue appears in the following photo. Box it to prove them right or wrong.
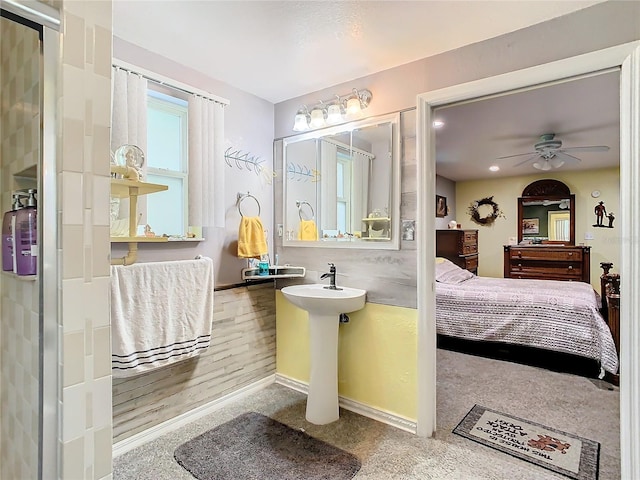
[594,201,607,226]
[607,212,615,228]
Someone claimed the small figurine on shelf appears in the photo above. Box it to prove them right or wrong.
[144,224,155,237]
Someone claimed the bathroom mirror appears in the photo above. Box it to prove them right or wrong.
[517,179,575,245]
[281,112,400,249]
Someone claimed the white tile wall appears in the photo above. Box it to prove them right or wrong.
[58,1,114,478]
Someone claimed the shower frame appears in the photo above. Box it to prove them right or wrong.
[0,1,60,478]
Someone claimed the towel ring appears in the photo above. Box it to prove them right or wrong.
[296,200,315,221]
[237,192,261,217]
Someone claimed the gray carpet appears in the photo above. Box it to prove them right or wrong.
[174,411,361,479]
[114,349,620,479]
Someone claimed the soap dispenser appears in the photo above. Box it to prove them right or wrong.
[2,193,24,271]
[15,189,37,276]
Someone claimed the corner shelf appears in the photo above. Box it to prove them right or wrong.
[361,216,391,240]
[241,266,306,281]
[110,177,169,265]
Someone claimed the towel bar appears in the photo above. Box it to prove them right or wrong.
[237,192,261,217]
[296,200,315,220]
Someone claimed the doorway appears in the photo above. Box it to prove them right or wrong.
[416,42,640,476]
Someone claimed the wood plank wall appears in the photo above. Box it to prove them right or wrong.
[274,109,418,308]
[112,283,276,443]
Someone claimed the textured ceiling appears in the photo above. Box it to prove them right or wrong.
[112,0,604,103]
[434,70,620,181]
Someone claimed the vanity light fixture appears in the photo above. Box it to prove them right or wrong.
[292,88,373,132]
[309,105,326,128]
[293,106,310,132]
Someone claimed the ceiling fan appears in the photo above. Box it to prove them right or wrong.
[497,133,610,171]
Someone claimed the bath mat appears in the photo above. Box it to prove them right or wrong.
[453,404,600,480]
[174,411,361,480]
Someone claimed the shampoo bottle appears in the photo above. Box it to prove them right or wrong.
[2,194,23,271]
[15,189,37,276]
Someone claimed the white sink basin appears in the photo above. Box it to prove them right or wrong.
[281,284,366,315]
[280,282,367,425]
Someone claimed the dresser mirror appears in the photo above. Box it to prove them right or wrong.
[517,179,575,245]
[281,112,400,249]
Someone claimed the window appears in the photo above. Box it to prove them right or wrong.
[146,89,188,236]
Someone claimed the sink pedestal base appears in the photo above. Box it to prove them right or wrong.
[306,314,339,425]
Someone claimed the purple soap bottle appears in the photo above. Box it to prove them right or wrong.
[15,189,37,276]
[2,194,23,271]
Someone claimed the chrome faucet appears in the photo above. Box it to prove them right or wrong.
[320,263,341,290]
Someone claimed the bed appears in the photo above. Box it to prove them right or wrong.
[435,258,619,375]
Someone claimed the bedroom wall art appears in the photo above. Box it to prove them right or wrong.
[467,196,504,226]
[436,195,447,217]
[593,200,615,228]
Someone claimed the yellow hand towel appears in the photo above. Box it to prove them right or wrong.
[237,216,268,258]
[298,220,318,241]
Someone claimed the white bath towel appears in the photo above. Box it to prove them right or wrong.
[110,257,214,378]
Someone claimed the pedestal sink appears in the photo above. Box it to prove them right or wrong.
[281,283,366,425]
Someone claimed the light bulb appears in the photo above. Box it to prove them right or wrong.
[549,157,565,168]
[292,112,309,131]
[309,108,326,128]
[533,160,552,171]
[346,97,361,115]
[326,104,343,124]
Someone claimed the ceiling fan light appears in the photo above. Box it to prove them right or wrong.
[549,157,565,169]
[533,159,552,171]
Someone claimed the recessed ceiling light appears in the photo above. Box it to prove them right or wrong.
[489,165,500,172]
[432,120,445,129]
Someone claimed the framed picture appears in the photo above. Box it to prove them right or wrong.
[436,195,447,218]
[522,218,539,234]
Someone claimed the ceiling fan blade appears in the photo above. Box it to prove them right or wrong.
[513,154,540,168]
[560,145,610,153]
[497,151,537,159]
[554,151,582,163]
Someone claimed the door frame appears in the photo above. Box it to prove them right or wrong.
[416,41,640,478]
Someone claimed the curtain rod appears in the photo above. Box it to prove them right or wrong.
[112,60,230,106]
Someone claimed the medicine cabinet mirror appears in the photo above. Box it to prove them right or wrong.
[281,112,400,249]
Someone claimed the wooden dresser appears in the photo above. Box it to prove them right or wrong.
[436,229,478,274]
[503,245,591,283]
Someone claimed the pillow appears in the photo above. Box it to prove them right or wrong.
[435,258,475,284]
[435,257,446,264]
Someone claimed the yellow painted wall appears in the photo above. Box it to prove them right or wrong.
[276,291,417,420]
[455,167,620,290]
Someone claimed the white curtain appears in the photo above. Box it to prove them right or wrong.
[555,219,570,241]
[188,95,225,228]
[319,140,337,231]
[111,67,148,223]
[111,67,148,158]
[351,151,372,231]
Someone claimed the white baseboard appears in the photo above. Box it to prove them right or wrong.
[275,374,417,434]
[112,375,276,457]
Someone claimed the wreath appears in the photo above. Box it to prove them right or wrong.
[468,196,504,226]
